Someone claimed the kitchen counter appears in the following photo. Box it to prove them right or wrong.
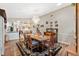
[7,32,19,40]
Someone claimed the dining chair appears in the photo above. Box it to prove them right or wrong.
[23,33,29,47]
[43,32,56,47]
[27,35,40,54]
[19,33,25,42]
[50,32,56,48]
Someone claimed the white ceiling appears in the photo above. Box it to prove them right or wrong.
[0,3,71,18]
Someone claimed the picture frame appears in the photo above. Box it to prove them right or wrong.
[41,25,44,27]
[50,22,53,24]
[37,24,40,27]
[46,21,48,24]
[55,21,58,23]
[55,24,58,27]
[33,25,35,28]
[50,25,53,27]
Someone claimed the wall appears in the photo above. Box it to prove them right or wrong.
[7,18,31,22]
[7,18,32,40]
[7,5,76,45]
[39,5,76,45]
[0,16,4,55]
[7,18,32,32]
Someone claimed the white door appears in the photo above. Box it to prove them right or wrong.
[0,16,4,55]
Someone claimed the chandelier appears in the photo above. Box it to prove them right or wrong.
[32,16,40,24]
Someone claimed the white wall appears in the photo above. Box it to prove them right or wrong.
[7,18,32,32]
[7,18,32,40]
[0,16,4,55]
[7,18,31,22]
[39,5,76,45]
[7,5,76,45]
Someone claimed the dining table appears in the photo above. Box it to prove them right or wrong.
[30,34,50,42]
[30,34,52,51]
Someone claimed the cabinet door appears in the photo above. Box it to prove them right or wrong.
[0,16,4,55]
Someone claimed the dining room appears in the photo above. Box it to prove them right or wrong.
[0,3,76,56]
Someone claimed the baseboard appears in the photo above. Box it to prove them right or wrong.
[58,41,69,46]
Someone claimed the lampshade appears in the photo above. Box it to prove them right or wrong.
[32,16,40,24]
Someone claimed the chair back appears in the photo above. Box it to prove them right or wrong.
[50,32,56,47]
[27,35,32,48]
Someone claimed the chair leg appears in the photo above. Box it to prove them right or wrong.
[28,47,32,55]
[66,51,68,56]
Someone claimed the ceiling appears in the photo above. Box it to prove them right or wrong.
[0,3,71,18]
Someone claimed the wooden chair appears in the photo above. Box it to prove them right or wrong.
[19,34,25,42]
[50,32,56,48]
[43,32,56,48]
[27,35,40,54]
[23,33,29,46]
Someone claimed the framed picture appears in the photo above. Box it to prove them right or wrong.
[55,24,58,27]
[55,21,58,23]
[46,21,48,24]
[50,25,53,27]
[41,25,44,27]
[33,25,35,28]
[50,22,53,24]
[37,24,40,27]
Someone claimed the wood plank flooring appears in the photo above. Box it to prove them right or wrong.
[4,40,73,56]
[4,40,21,56]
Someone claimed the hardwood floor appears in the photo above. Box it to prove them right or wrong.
[56,43,68,56]
[4,40,72,56]
[4,40,21,56]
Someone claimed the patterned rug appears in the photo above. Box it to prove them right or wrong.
[17,42,62,56]
[5,40,66,56]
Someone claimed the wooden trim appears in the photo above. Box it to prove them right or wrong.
[76,3,78,53]
[0,9,7,23]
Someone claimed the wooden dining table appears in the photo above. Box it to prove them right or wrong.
[31,34,51,51]
[30,34,50,42]
[27,33,56,54]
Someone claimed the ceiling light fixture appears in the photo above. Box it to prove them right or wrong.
[57,3,62,6]
[32,16,40,25]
